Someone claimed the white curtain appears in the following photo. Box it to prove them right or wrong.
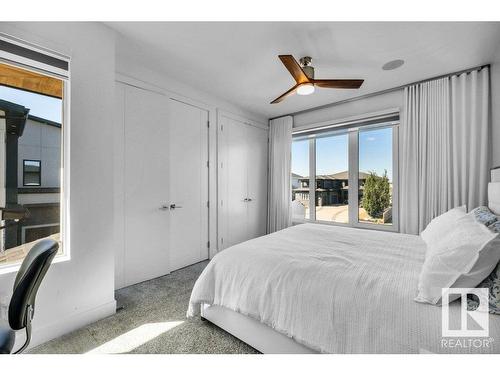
[400,67,490,234]
[267,116,293,233]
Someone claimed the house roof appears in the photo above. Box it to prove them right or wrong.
[299,171,370,181]
[292,173,302,178]
[28,114,61,128]
[294,188,336,192]
[0,99,61,133]
[0,98,29,136]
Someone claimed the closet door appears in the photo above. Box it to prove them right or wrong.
[219,115,268,250]
[246,125,268,239]
[123,85,170,286]
[220,116,248,249]
[168,99,209,271]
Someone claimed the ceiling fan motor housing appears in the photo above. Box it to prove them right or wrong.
[299,56,315,80]
[302,65,314,80]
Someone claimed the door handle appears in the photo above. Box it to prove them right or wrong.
[247,198,253,202]
[170,204,183,209]
[159,205,169,211]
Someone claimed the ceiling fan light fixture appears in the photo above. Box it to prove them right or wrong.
[296,83,315,96]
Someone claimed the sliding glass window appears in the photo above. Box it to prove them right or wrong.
[291,116,399,231]
[315,132,349,224]
[358,126,394,226]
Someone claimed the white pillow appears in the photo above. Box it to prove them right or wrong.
[488,182,500,215]
[420,205,466,246]
[415,213,500,305]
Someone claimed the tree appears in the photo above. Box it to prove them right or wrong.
[361,170,391,219]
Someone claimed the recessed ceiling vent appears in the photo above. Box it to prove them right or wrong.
[382,59,405,71]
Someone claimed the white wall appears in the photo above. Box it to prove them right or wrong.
[116,57,267,125]
[0,22,116,348]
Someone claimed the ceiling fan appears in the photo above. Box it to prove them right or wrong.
[271,55,364,104]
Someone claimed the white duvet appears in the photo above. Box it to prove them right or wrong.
[188,223,500,353]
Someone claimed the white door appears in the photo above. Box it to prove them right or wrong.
[123,86,170,286]
[219,116,268,249]
[220,116,249,249]
[169,99,209,270]
[246,125,268,239]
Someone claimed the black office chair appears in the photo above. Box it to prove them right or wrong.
[0,238,58,354]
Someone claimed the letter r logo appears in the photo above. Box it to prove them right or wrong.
[442,288,489,337]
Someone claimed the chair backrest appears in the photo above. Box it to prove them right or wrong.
[8,239,59,330]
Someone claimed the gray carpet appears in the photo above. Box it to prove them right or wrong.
[29,261,259,354]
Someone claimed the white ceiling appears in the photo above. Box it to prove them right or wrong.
[107,22,500,119]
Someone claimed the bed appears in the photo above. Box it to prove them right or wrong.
[187,172,500,354]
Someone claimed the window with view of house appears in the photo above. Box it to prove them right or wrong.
[291,115,399,230]
[315,132,349,223]
[0,56,67,268]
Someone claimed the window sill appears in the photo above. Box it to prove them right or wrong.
[291,219,399,233]
[354,221,399,232]
[0,252,70,276]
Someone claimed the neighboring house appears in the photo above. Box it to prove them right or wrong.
[291,173,302,189]
[0,108,6,209]
[0,99,60,252]
[17,114,61,244]
[293,171,369,207]
[0,99,29,250]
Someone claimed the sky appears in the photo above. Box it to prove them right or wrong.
[292,127,393,181]
[0,85,62,123]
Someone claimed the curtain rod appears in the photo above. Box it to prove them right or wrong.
[270,63,490,121]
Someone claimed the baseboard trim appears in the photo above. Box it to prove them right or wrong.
[24,299,117,350]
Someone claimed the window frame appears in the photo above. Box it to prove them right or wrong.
[22,159,42,186]
[0,34,70,274]
[292,116,399,232]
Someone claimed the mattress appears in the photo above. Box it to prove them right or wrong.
[188,223,500,353]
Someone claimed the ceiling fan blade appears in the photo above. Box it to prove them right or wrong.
[279,55,310,84]
[312,79,364,89]
[270,84,298,104]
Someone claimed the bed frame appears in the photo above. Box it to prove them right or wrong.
[201,304,317,353]
[202,167,500,354]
